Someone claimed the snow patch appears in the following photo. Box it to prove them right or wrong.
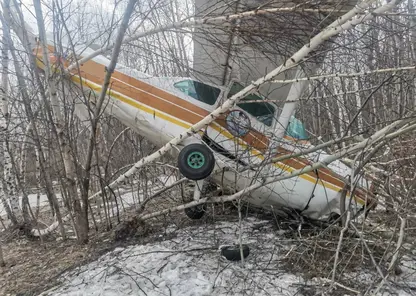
[36,216,416,296]
[39,219,304,296]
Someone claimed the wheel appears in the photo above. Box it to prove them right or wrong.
[184,205,206,220]
[178,143,215,181]
[328,212,340,222]
[220,244,250,261]
[327,212,342,226]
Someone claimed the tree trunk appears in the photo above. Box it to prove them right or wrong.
[80,0,138,243]
[33,0,84,243]
[2,4,67,238]
[0,243,5,267]
[0,1,21,224]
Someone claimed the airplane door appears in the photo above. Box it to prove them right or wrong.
[204,80,273,171]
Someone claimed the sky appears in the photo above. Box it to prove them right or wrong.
[17,0,123,44]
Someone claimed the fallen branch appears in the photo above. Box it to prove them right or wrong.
[138,118,416,221]
[89,0,384,200]
[32,0,398,236]
[350,222,386,280]
[321,278,361,294]
[370,217,407,295]
[331,211,351,288]
[66,1,362,71]
[136,177,187,213]
[272,65,416,84]
[239,133,359,173]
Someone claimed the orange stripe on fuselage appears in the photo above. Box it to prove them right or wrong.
[34,45,374,204]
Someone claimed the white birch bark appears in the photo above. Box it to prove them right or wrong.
[0,0,21,221]
[35,148,41,218]
[67,1,374,71]
[3,144,20,218]
[272,66,416,84]
[19,120,35,186]
[31,0,400,236]
[1,3,66,237]
[32,0,80,229]
[139,118,416,221]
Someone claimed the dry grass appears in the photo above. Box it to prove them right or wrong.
[0,231,114,295]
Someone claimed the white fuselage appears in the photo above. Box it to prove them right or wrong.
[35,44,375,220]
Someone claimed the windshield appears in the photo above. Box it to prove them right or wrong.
[173,79,220,106]
[227,82,275,127]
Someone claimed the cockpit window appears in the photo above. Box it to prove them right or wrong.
[227,82,275,127]
[174,79,221,106]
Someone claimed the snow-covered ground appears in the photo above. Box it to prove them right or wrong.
[36,216,416,296]
[39,218,305,296]
[0,193,59,218]
[4,176,416,296]
[0,174,177,220]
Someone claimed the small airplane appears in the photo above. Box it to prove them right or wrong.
[31,40,378,224]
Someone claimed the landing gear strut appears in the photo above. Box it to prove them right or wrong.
[184,179,207,220]
[178,143,216,220]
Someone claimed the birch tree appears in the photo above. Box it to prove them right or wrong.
[0,0,20,225]
[21,0,403,237]
[32,0,87,242]
[1,0,67,237]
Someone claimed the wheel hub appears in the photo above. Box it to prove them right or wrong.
[187,151,205,169]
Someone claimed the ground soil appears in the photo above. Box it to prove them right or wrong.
[0,229,121,296]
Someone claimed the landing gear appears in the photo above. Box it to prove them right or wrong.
[327,212,341,225]
[183,179,208,220]
[178,143,215,181]
[178,144,216,220]
[184,205,206,220]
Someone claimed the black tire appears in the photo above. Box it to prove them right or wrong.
[328,212,342,225]
[184,205,206,220]
[178,143,215,181]
[221,244,250,261]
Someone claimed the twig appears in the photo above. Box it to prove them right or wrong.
[0,242,5,267]
[321,278,361,294]
[137,177,187,212]
[371,217,407,295]
[350,223,386,280]
[238,198,245,267]
[272,66,416,84]
[66,2,359,71]
[330,211,351,290]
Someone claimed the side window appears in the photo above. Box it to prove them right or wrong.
[287,116,308,140]
[227,82,275,127]
[174,79,220,106]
